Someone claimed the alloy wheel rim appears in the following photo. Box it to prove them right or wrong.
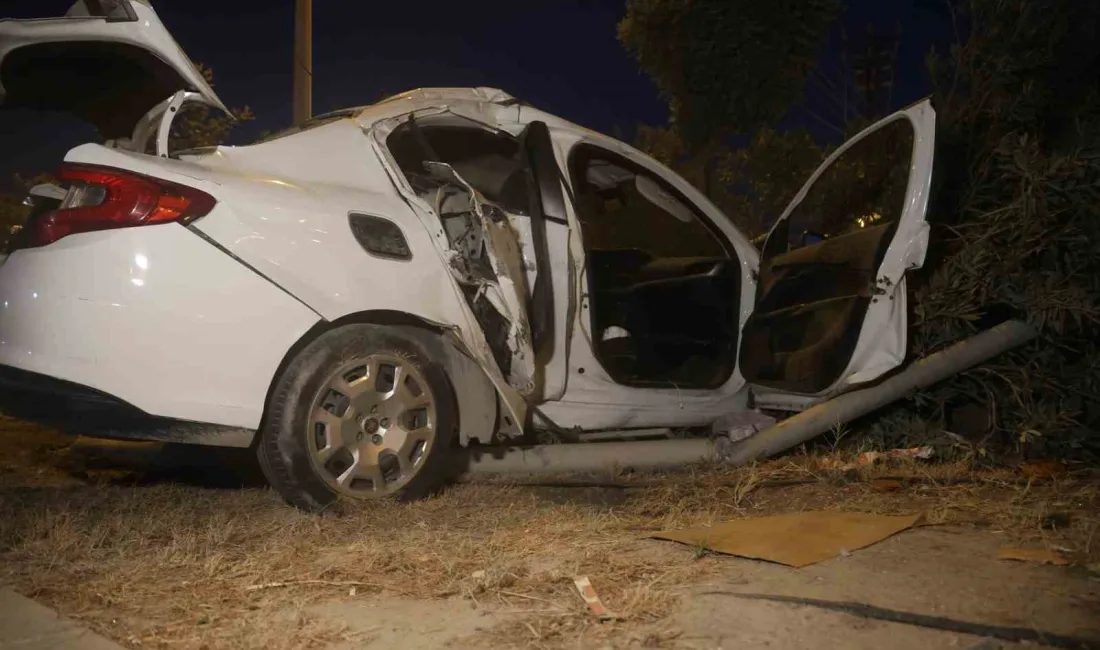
[306,354,436,497]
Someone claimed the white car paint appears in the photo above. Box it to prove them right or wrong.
[54,131,526,443]
[0,219,319,429]
[367,99,766,430]
[0,2,936,448]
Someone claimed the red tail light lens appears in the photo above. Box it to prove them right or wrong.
[31,164,216,247]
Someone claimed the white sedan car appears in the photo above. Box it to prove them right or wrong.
[0,0,934,510]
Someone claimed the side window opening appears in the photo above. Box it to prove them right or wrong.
[387,121,529,215]
[576,157,725,259]
[771,117,914,257]
[569,145,740,389]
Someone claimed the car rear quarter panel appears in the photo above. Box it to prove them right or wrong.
[62,131,476,331]
[0,220,320,429]
[60,133,509,443]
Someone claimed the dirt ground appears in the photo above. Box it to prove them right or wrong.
[1,415,1098,649]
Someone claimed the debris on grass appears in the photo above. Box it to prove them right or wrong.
[870,478,904,492]
[995,547,1069,566]
[816,447,934,472]
[713,409,777,442]
[573,576,616,621]
[244,579,383,592]
[1021,460,1067,480]
[1041,512,1073,530]
[1,418,1098,649]
[858,446,935,466]
[650,511,924,568]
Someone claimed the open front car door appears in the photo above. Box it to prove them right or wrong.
[742,99,936,410]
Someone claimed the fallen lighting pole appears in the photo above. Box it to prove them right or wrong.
[463,320,1038,475]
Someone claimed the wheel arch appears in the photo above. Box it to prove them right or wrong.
[256,309,502,448]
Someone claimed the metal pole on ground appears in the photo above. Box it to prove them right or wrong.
[463,320,1038,475]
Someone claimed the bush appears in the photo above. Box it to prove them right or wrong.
[871,0,1100,459]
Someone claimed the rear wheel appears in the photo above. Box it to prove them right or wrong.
[258,324,457,512]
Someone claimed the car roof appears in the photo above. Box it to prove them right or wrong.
[256,87,520,145]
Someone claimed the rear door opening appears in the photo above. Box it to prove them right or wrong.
[381,112,571,406]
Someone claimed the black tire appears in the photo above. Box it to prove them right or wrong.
[257,323,458,512]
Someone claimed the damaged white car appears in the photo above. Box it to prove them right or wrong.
[0,1,940,510]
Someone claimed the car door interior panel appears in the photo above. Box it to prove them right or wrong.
[740,117,916,394]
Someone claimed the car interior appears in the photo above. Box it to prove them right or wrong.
[739,117,916,394]
[386,117,535,380]
[387,116,913,396]
[386,118,530,215]
[569,145,740,389]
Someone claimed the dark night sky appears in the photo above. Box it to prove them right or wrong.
[0,0,951,188]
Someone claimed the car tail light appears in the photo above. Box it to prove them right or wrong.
[28,164,216,248]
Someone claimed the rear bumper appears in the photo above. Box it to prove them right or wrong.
[0,364,253,446]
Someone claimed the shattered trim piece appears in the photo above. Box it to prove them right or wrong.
[573,576,617,621]
[422,161,537,395]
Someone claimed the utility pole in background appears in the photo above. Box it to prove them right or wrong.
[293,0,312,125]
[852,22,900,118]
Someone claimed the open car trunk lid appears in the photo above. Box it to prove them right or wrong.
[0,0,229,139]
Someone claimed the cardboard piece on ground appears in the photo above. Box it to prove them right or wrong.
[650,511,923,568]
[995,547,1069,566]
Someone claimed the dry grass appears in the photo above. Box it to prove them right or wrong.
[1,417,1097,649]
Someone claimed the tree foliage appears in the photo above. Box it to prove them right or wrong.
[633,123,687,170]
[633,122,823,241]
[720,127,823,240]
[622,0,834,239]
[167,63,253,151]
[870,0,1100,458]
[618,0,839,149]
[623,0,1100,459]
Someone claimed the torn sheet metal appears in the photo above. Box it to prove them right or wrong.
[423,161,536,395]
[366,108,538,432]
